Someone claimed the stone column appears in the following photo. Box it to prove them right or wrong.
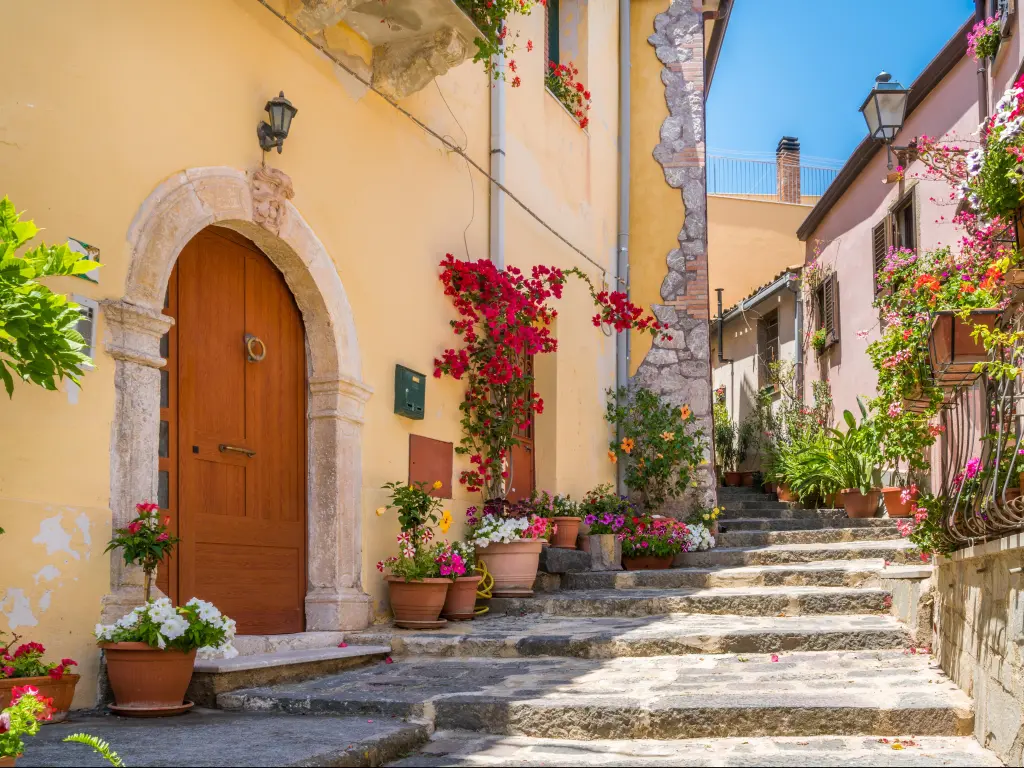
[306,374,374,630]
[100,300,174,621]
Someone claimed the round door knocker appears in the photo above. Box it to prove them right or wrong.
[245,333,267,363]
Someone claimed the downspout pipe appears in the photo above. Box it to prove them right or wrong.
[792,276,804,404]
[976,0,989,122]
[490,54,506,269]
[616,0,631,495]
[715,288,731,364]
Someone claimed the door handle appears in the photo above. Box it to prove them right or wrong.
[219,444,256,457]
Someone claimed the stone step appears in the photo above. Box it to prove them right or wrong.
[188,645,391,707]
[721,517,898,532]
[342,614,910,658]
[676,539,919,568]
[233,631,348,657]
[489,585,890,618]
[393,732,1003,767]
[564,560,888,590]
[720,506,846,520]
[220,651,973,739]
[716,527,902,548]
[17,711,428,768]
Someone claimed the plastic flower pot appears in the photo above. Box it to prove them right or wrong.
[441,575,482,621]
[0,674,80,723]
[928,310,999,389]
[723,471,742,487]
[740,472,756,487]
[551,517,581,549]
[881,487,918,518]
[386,577,450,627]
[840,489,880,518]
[776,483,799,503]
[474,540,543,597]
[622,554,673,570]
[101,642,197,714]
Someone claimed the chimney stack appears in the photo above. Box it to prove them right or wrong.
[776,136,801,203]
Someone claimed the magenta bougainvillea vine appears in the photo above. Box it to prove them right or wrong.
[433,254,668,498]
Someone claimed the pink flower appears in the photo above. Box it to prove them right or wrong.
[1,667,13,678]
[887,401,903,418]
[856,329,870,339]
[384,657,394,664]
[770,654,779,662]
[338,642,348,648]
[156,532,170,542]
[0,712,9,734]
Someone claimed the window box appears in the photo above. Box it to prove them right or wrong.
[927,309,1001,389]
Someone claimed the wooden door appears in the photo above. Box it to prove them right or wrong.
[507,356,536,503]
[170,227,307,635]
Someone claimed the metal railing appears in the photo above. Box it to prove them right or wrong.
[706,156,839,203]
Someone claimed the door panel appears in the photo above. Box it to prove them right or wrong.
[172,227,307,634]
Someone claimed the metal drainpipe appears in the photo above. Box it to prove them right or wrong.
[794,277,804,403]
[490,54,506,269]
[715,289,730,363]
[616,0,631,496]
[976,0,990,123]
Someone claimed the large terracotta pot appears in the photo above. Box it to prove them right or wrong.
[551,517,581,549]
[841,489,880,518]
[776,483,799,503]
[825,493,845,509]
[386,577,450,625]
[0,673,79,723]
[102,642,196,712]
[474,540,543,597]
[441,575,482,621]
[740,472,755,487]
[0,757,17,767]
[882,487,918,518]
[723,471,742,487]
[622,554,673,570]
[928,310,999,388]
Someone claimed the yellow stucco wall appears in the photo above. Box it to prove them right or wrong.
[707,196,810,308]
[628,0,682,374]
[0,0,620,705]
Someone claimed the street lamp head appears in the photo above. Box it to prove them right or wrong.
[859,71,910,144]
[257,91,299,154]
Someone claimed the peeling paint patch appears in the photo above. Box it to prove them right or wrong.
[32,513,80,560]
[33,565,61,584]
[38,591,52,613]
[1,589,38,629]
[75,512,92,550]
[66,379,80,405]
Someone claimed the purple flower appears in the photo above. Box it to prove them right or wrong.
[640,541,649,548]
[613,515,626,529]
[600,513,614,525]
[584,514,597,525]
[0,712,9,734]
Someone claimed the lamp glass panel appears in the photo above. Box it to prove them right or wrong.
[876,91,908,130]
[279,106,293,136]
[862,97,882,138]
[269,102,286,135]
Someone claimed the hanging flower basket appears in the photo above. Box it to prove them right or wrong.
[927,310,1000,389]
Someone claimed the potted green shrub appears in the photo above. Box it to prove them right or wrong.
[620,516,692,570]
[0,686,50,766]
[578,485,629,571]
[437,541,480,622]
[547,494,582,549]
[467,504,547,597]
[829,405,881,518]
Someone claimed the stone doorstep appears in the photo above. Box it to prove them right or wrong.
[719,507,847,520]
[675,540,919,568]
[392,732,1004,767]
[16,710,429,768]
[233,631,349,656]
[188,645,391,708]
[716,527,903,547]
[487,586,892,619]
[218,652,975,739]
[721,517,899,531]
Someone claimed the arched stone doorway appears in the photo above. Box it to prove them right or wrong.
[100,167,373,633]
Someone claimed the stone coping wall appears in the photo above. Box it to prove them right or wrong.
[936,533,1024,764]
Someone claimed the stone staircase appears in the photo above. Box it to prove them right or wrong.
[214,487,1000,766]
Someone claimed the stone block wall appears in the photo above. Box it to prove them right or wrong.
[936,534,1024,764]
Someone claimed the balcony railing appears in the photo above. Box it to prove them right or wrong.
[706,156,839,204]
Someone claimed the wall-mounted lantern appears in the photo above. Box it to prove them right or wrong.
[859,72,911,170]
[257,91,298,154]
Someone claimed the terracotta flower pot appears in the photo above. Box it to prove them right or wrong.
[441,575,482,621]
[841,489,880,518]
[551,517,581,549]
[824,493,845,509]
[101,642,196,712]
[777,483,798,503]
[475,540,543,597]
[386,577,450,625]
[0,757,18,767]
[622,554,673,570]
[723,471,742,487]
[0,674,80,723]
[928,310,999,388]
[882,487,918,518]
[740,472,755,487]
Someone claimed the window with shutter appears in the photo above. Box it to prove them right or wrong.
[823,273,839,344]
[872,220,888,293]
[759,309,779,390]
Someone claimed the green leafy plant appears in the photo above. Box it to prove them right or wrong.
[0,634,77,680]
[104,502,179,603]
[827,402,879,494]
[455,0,544,85]
[712,399,736,472]
[376,480,451,536]
[894,492,955,559]
[545,61,591,129]
[619,515,692,558]
[810,328,828,353]
[1,686,51,759]
[0,196,99,396]
[605,387,707,511]
[579,484,632,533]
[63,734,125,767]
[375,480,457,581]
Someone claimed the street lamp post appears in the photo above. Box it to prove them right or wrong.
[859,72,911,169]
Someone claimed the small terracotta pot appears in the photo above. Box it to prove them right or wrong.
[551,517,581,549]
[387,577,450,624]
[0,673,79,723]
[764,482,776,494]
[0,756,18,767]
[740,472,755,487]
[475,539,543,597]
[776,483,798,503]
[441,575,482,621]
[102,642,196,711]
[622,554,673,570]
[1002,487,1022,503]
[723,471,742,487]
[824,493,845,509]
[882,487,918,518]
[841,489,880,518]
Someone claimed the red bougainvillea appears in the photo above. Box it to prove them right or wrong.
[433,254,667,497]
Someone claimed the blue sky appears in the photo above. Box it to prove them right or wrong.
[706,0,976,168]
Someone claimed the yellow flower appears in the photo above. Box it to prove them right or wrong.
[700,459,709,466]
[432,480,443,490]
[690,481,698,488]
[375,507,387,516]
[657,453,664,459]
[680,404,692,420]
[703,513,710,520]
[439,509,453,534]
[608,450,618,464]
[621,437,635,454]
[660,431,675,441]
